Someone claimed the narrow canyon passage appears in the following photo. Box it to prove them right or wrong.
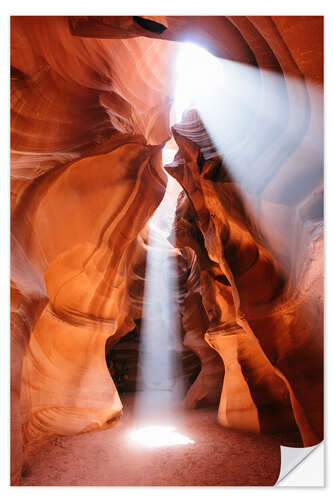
[11,16,323,486]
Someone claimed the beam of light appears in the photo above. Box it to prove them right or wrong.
[171,41,323,274]
[128,425,194,448]
[172,41,322,179]
[133,146,183,425]
[172,42,224,124]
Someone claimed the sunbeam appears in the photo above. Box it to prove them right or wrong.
[133,155,183,426]
[171,40,323,273]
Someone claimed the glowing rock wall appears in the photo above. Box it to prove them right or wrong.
[166,15,323,446]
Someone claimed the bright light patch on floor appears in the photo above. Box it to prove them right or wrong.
[129,426,195,448]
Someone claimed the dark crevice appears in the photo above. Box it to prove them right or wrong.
[133,16,167,34]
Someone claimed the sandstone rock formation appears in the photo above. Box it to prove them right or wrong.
[11,15,323,485]
[166,122,322,443]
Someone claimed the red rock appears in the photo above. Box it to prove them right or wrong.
[10,16,323,485]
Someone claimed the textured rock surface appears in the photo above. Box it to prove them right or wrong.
[11,15,323,485]
[166,109,322,444]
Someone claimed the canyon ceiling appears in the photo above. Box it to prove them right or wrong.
[10,15,323,486]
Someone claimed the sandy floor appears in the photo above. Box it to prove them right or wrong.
[21,393,301,486]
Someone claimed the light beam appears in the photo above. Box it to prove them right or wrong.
[171,40,322,273]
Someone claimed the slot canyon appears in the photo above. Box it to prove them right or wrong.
[10,15,323,486]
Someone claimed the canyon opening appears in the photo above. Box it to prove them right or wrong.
[10,15,323,486]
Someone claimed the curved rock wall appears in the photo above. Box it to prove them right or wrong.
[11,16,177,484]
[166,103,322,446]
[164,16,323,446]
